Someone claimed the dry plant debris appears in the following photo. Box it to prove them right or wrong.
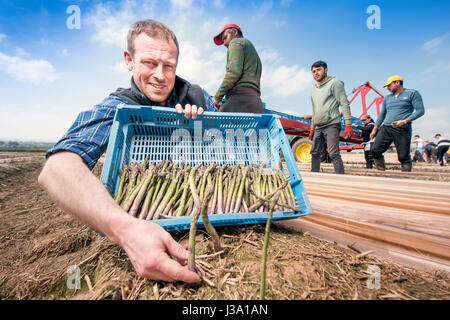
[0,154,448,300]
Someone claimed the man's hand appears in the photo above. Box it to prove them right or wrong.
[175,104,204,120]
[344,125,354,139]
[213,99,221,110]
[370,127,378,140]
[117,218,201,283]
[391,119,409,128]
[351,123,358,128]
[308,129,315,141]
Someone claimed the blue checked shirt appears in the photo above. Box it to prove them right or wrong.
[46,89,217,169]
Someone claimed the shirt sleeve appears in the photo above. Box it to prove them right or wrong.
[46,96,125,169]
[375,100,387,127]
[214,39,244,102]
[332,80,352,126]
[409,90,425,121]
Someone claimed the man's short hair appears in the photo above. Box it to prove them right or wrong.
[311,60,327,70]
[414,135,420,138]
[127,19,179,60]
[435,134,442,138]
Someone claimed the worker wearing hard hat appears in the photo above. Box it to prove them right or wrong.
[213,24,264,113]
[370,76,425,172]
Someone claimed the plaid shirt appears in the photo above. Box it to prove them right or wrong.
[46,89,217,169]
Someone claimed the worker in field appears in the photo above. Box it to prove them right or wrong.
[309,60,354,174]
[424,139,438,164]
[352,115,375,168]
[38,19,216,284]
[411,134,425,163]
[434,134,450,166]
[370,76,425,172]
[212,24,264,113]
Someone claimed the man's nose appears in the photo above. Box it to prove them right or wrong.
[153,64,165,81]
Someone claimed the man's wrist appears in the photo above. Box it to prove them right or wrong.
[104,209,135,246]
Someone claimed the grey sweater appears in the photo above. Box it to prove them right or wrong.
[310,76,352,129]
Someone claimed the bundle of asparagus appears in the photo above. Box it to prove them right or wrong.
[113,159,302,220]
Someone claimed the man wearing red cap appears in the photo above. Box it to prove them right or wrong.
[213,24,264,113]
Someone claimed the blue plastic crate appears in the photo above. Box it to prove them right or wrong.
[100,105,313,231]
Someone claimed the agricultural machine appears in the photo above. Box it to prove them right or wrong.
[265,82,384,163]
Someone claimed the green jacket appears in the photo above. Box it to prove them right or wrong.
[214,37,262,102]
[310,76,352,129]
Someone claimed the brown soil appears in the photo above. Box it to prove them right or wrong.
[0,153,448,300]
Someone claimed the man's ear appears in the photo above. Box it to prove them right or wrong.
[324,67,328,74]
[124,50,134,71]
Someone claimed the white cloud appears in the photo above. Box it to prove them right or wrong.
[0,52,60,85]
[259,48,313,98]
[421,33,449,54]
[170,0,195,12]
[413,105,450,139]
[84,2,137,48]
[0,33,6,42]
[212,0,224,9]
[253,0,274,22]
[281,0,293,6]
[110,60,130,74]
[0,107,74,142]
[425,60,450,74]
[15,46,29,57]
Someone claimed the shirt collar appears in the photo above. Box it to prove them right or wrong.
[130,77,178,108]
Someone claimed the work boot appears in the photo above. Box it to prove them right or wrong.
[373,158,385,171]
[401,162,412,172]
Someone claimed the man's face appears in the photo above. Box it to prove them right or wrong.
[311,66,328,83]
[222,30,235,48]
[387,81,401,94]
[124,33,178,104]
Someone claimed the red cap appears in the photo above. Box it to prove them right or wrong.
[214,23,242,45]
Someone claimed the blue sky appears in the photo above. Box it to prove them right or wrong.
[0,0,449,141]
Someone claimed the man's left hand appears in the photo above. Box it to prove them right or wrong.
[344,125,354,139]
[175,104,204,120]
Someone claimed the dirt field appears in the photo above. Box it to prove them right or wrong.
[0,152,449,300]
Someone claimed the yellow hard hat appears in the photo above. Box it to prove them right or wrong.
[383,75,403,87]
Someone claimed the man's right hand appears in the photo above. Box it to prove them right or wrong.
[370,127,378,140]
[116,217,201,283]
[308,129,315,141]
[175,104,204,120]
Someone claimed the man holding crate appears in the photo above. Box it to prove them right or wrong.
[38,19,216,284]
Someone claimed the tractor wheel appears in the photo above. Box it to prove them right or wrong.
[292,138,331,163]
[292,138,312,163]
